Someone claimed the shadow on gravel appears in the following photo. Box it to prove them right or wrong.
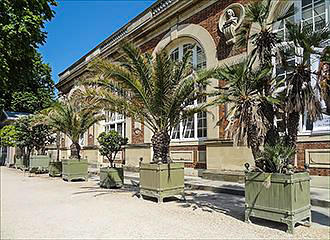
[177,191,245,220]
[72,184,138,198]
[311,210,330,227]
[176,191,291,232]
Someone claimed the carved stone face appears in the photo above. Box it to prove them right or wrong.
[226,9,236,19]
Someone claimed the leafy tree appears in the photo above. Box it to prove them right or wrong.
[97,131,128,168]
[38,99,105,160]
[14,115,55,162]
[82,43,213,163]
[0,0,57,112]
[0,125,18,147]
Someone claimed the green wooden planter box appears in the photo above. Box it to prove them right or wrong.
[15,157,25,170]
[140,162,184,203]
[29,155,50,172]
[245,172,311,234]
[49,162,62,177]
[100,167,124,188]
[62,159,88,182]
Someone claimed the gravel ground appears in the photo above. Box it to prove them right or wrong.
[1,167,329,239]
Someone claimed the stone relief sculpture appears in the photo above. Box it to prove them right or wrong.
[219,4,245,45]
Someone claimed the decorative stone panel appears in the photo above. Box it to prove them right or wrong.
[297,141,330,176]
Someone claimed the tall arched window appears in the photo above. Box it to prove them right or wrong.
[169,40,207,140]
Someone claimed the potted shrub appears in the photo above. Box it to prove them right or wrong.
[83,43,212,202]
[215,2,329,232]
[49,132,62,177]
[13,115,55,173]
[39,99,104,181]
[97,130,128,188]
[244,142,311,234]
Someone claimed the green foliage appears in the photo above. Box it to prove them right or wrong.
[213,57,278,161]
[82,43,213,163]
[38,98,105,159]
[258,141,295,173]
[0,125,18,147]
[14,115,55,159]
[97,131,128,167]
[0,0,57,112]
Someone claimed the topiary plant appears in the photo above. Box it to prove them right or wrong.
[97,130,128,168]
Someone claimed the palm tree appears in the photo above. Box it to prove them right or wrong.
[81,43,213,163]
[213,58,276,166]
[38,98,104,159]
[236,0,291,146]
[319,46,330,114]
[279,22,330,148]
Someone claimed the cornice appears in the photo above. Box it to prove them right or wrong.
[56,0,205,90]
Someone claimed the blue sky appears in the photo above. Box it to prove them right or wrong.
[39,0,155,85]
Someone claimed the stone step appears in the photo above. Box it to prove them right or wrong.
[201,170,245,183]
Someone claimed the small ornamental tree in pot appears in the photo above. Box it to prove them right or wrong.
[48,132,62,177]
[82,43,212,202]
[14,115,55,172]
[215,1,330,233]
[97,130,128,188]
[0,125,18,166]
[39,98,104,181]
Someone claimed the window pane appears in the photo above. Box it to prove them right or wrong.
[117,123,123,136]
[182,117,195,138]
[302,7,312,20]
[197,112,207,138]
[315,15,326,31]
[196,46,206,70]
[171,124,180,139]
[171,48,179,61]
[314,2,325,16]
[302,0,312,7]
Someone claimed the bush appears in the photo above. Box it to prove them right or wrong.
[97,131,128,167]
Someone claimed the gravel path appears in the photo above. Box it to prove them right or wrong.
[1,167,329,239]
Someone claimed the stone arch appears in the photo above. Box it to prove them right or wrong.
[153,24,217,68]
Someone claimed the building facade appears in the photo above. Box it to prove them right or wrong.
[56,0,330,176]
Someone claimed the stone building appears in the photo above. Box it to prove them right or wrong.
[56,0,330,176]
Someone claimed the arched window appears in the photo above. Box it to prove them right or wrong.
[169,40,207,140]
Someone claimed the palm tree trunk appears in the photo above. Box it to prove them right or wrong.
[151,131,171,164]
[70,142,81,160]
[247,124,263,169]
[262,102,279,146]
[285,112,300,151]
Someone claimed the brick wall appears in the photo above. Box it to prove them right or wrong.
[297,141,330,176]
[131,119,145,144]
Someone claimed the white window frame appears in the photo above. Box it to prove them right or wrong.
[302,0,328,32]
[169,40,207,141]
[104,111,126,137]
[272,0,329,136]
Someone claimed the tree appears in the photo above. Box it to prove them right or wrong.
[0,125,18,147]
[14,115,55,162]
[38,99,105,160]
[97,131,128,168]
[319,46,330,114]
[279,22,330,148]
[82,43,213,163]
[0,0,57,112]
[236,0,291,146]
[213,58,277,165]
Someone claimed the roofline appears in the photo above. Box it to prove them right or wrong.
[58,0,178,78]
